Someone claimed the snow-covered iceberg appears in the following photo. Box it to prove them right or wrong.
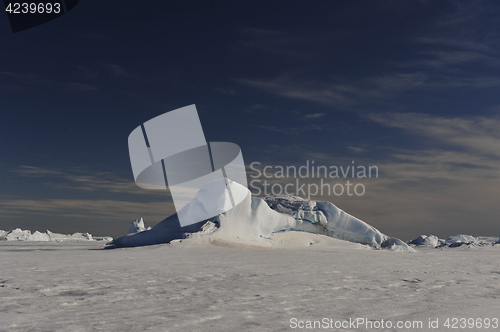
[111,179,413,252]
[408,234,499,248]
[263,196,410,250]
[0,228,112,242]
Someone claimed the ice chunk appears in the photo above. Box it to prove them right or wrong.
[408,235,442,247]
[129,218,150,234]
[2,229,40,241]
[445,234,477,246]
[30,231,51,241]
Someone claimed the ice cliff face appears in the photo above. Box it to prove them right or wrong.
[111,181,414,252]
[263,196,408,249]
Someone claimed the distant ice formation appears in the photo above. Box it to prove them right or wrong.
[111,180,414,252]
[128,218,151,234]
[409,234,499,248]
[0,228,112,242]
[408,235,442,247]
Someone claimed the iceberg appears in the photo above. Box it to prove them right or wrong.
[0,228,51,241]
[408,234,499,248]
[0,228,112,242]
[111,180,414,252]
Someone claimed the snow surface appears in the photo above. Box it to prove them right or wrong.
[111,184,414,252]
[0,228,112,242]
[2,184,500,330]
[1,241,499,332]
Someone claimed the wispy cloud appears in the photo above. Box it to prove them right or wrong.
[100,63,133,78]
[13,166,169,196]
[1,166,174,234]
[304,113,326,119]
[392,0,500,89]
[237,73,428,107]
[347,146,365,153]
[244,104,267,114]
[0,198,170,220]
[414,37,493,52]
[77,66,100,80]
[1,72,51,86]
[214,87,236,95]
[256,124,328,134]
[358,112,500,237]
[1,166,175,233]
[368,112,500,158]
[237,2,500,110]
[1,71,101,93]
[238,67,500,107]
[402,50,500,68]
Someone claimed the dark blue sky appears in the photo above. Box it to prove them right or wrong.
[1,1,500,240]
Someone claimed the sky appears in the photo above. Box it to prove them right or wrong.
[1,0,500,240]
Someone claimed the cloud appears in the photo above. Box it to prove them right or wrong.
[1,71,101,92]
[1,166,176,235]
[304,113,326,119]
[1,72,51,86]
[0,198,170,220]
[13,166,169,196]
[100,63,136,79]
[414,37,492,52]
[237,73,428,107]
[214,87,236,95]
[256,124,327,134]
[239,69,500,108]
[77,66,100,80]
[347,146,365,153]
[368,112,500,158]
[357,112,500,237]
[14,166,65,176]
[392,0,500,87]
[244,104,267,114]
[237,3,500,111]
[403,50,500,68]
